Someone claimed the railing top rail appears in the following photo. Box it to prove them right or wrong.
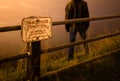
[0,31,120,64]
[41,31,120,53]
[52,14,120,25]
[0,14,120,32]
[0,53,29,64]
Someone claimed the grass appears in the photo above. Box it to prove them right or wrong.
[40,35,120,75]
[0,34,120,81]
[0,59,27,81]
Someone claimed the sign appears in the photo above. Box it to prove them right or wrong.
[21,16,52,42]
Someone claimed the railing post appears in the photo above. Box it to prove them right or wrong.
[27,42,32,81]
[27,41,41,81]
[31,41,41,81]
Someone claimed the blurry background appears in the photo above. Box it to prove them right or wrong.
[0,0,120,57]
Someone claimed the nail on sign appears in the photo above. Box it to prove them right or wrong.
[21,16,52,42]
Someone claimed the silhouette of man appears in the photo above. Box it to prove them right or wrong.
[65,0,90,60]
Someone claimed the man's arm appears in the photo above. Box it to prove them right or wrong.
[65,2,72,32]
[83,2,90,27]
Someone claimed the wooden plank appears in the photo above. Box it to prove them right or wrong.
[31,41,41,81]
[52,14,120,25]
[40,48,120,81]
[0,32,120,64]
[41,32,120,53]
[0,25,21,32]
[0,14,120,32]
[0,53,29,64]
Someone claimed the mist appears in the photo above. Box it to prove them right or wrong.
[0,0,120,57]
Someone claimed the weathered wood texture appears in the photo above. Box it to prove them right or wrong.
[0,14,120,32]
[0,32,120,64]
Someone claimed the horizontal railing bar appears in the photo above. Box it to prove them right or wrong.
[0,14,120,32]
[0,31,120,64]
[0,53,29,64]
[41,31,120,53]
[41,48,120,78]
[52,14,120,25]
[0,25,21,32]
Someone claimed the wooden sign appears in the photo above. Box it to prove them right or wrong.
[21,16,52,42]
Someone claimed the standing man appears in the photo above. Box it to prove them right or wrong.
[65,0,90,60]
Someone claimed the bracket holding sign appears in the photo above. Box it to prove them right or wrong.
[21,16,52,42]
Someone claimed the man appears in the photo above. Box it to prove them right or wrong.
[65,0,90,60]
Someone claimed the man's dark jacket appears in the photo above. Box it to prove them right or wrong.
[65,0,89,32]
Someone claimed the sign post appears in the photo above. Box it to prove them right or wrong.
[21,16,52,81]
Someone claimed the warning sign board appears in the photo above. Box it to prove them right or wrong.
[21,16,52,42]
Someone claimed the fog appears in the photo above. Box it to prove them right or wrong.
[0,0,120,57]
